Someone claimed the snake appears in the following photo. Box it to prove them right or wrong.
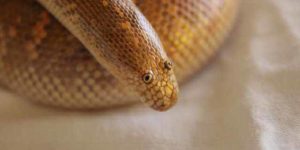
[0,0,238,111]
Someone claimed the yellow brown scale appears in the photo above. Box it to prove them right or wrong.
[0,0,238,111]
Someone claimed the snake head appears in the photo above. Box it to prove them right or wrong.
[129,58,178,111]
[142,60,178,111]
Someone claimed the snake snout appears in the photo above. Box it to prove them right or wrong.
[150,86,178,111]
[140,73,179,111]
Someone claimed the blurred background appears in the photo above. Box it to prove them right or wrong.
[1,0,300,149]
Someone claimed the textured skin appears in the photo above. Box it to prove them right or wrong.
[0,0,238,111]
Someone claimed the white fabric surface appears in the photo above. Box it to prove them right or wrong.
[1,0,300,149]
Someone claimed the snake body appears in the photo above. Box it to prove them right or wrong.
[0,0,238,111]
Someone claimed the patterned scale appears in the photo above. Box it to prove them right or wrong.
[0,0,238,110]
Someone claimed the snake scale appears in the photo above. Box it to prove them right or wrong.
[0,0,238,111]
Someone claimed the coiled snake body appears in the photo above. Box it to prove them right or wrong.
[0,0,238,111]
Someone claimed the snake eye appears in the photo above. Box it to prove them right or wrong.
[142,71,154,84]
[164,60,173,70]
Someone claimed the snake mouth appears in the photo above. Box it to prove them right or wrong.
[148,84,178,111]
[150,91,177,111]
